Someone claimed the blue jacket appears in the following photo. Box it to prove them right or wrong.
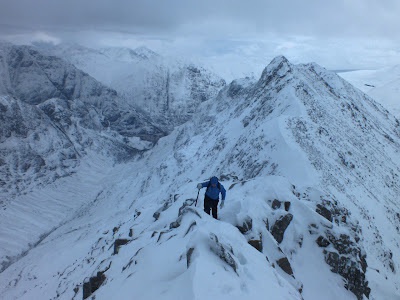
[200,180,226,201]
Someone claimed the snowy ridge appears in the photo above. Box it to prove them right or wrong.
[0,55,399,300]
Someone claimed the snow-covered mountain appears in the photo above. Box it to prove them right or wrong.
[339,66,400,118]
[45,44,226,130]
[1,55,400,300]
[0,43,164,199]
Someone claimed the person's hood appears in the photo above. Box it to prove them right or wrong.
[210,176,218,185]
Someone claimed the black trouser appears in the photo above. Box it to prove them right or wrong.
[204,194,219,219]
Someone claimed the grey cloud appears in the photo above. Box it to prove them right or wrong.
[1,0,400,39]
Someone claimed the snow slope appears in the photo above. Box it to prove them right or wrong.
[339,66,400,118]
[1,56,400,300]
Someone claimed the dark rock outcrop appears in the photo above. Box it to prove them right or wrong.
[325,251,370,300]
[210,234,237,273]
[114,239,130,255]
[272,199,281,209]
[316,235,330,247]
[237,216,253,234]
[316,204,332,222]
[271,214,293,243]
[325,232,354,255]
[186,247,195,268]
[248,239,263,252]
[82,266,110,299]
[276,257,293,275]
[153,212,160,221]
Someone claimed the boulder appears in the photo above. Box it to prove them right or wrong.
[153,211,160,221]
[248,239,263,252]
[82,269,108,299]
[272,199,281,209]
[237,216,253,234]
[271,214,293,243]
[276,257,293,275]
[114,239,130,255]
[316,204,332,222]
[316,235,330,247]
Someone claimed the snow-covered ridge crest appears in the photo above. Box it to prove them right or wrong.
[0,55,399,300]
[259,55,293,82]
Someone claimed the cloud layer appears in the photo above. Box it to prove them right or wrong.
[1,0,400,80]
[2,0,400,39]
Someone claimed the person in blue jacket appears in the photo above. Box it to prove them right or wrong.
[197,176,226,219]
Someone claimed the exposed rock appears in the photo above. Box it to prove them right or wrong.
[325,232,354,255]
[248,239,263,252]
[325,251,370,300]
[284,201,291,211]
[210,234,237,273]
[82,267,109,299]
[169,221,180,229]
[169,206,201,230]
[271,214,293,243]
[186,247,195,268]
[236,216,253,234]
[153,212,160,221]
[272,199,281,209]
[157,230,171,243]
[276,257,293,275]
[114,239,130,255]
[316,235,330,247]
[178,199,194,215]
[184,221,197,236]
[316,204,332,222]
[178,206,201,218]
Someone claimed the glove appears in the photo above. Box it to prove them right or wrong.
[197,183,202,189]
[220,200,225,208]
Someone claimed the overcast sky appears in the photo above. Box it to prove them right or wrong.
[1,0,400,79]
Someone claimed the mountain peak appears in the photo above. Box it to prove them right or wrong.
[258,55,292,85]
[133,46,159,59]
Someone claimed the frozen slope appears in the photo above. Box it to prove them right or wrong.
[339,66,400,118]
[1,56,400,300]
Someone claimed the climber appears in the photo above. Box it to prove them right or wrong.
[197,176,226,219]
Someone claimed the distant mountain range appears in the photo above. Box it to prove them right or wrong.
[44,43,226,130]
